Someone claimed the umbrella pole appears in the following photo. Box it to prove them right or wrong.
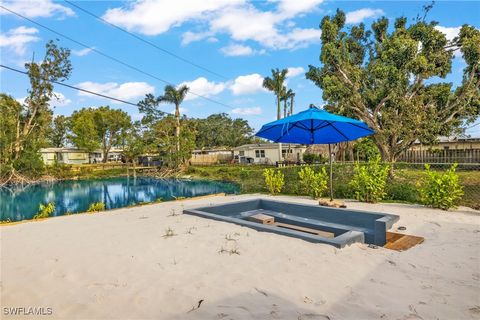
[328,143,333,201]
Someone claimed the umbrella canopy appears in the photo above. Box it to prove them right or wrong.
[255,106,374,201]
[256,106,374,144]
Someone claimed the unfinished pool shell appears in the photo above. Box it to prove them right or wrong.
[183,199,399,248]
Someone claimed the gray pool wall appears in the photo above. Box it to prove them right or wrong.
[184,199,399,248]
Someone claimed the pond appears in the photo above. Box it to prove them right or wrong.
[0,177,240,222]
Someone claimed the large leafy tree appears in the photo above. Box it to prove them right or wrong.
[263,68,288,120]
[153,116,196,167]
[158,85,189,152]
[0,40,71,180]
[49,115,69,147]
[70,107,132,162]
[306,10,480,164]
[69,108,99,159]
[193,113,254,148]
[122,122,147,178]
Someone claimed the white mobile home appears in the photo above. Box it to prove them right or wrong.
[40,148,90,165]
[232,143,307,164]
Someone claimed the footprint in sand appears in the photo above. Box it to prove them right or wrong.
[297,313,331,320]
[469,306,480,315]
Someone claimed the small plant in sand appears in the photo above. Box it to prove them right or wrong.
[225,234,238,241]
[263,168,284,195]
[87,202,106,213]
[0,219,12,224]
[163,227,176,238]
[298,166,328,199]
[168,208,181,217]
[33,202,55,219]
[419,163,463,210]
[185,226,196,234]
[218,246,240,255]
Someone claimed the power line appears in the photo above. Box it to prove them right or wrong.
[1,64,146,108]
[63,0,228,81]
[0,5,235,111]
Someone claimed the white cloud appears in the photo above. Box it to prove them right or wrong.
[0,26,40,55]
[179,77,226,101]
[0,0,74,18]
[50,92,72,107]
[103,0,242,36]
[345,8,384,24]
[276,0,324,17]
[286,66,305,78]
[229,73,265,95]
[207,4,321,50]
[104,0,323,51]
[72,47,94,57]
[16,91,71,107]
[434,26,461,41]
[220,44,265,56]
[231,106,262,115]
[181,31,214,46]
[76,81,154,103]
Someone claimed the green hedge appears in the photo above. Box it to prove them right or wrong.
[186,164,480,209]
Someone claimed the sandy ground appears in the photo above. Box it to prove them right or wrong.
[1,194,479,320]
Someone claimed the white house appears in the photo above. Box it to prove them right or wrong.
[40,148,125,165]
[40,148,90,165]
[232,143,307,164]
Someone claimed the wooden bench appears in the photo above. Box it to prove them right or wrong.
[247,213,275,225]
[274,222,335,238]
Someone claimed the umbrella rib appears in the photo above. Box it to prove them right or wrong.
[328,121,351,141]
[313,121,330,131]
[256,125,277,136]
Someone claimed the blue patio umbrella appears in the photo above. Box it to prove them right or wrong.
[255,106,374,200]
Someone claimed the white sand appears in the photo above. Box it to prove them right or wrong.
[1,194,479,320]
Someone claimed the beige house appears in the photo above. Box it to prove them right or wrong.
[40,148,90,165]
[232,143,307,164]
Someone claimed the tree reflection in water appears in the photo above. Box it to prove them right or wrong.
[1,177,239,222]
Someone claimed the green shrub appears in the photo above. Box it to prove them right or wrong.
[47,162,75,179]
[263,169,284,195]
[298,166,328,199]
[386,183,419,203]
[419,163,464,210]
[79,166,94,175]
[302,153,326,164]
[87,202,106,213]
[349,156,390,203]
[33,202,55,219]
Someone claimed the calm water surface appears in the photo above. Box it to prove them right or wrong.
[0,177,239,222]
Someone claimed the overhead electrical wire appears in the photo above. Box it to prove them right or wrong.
[0,5,236,111]
[63,0,228,81]
[1,64,155,109]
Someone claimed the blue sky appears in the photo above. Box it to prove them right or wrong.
[1,0,479,136]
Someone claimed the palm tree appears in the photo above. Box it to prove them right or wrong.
[263,68,288,163]
[281,89,295,117]
[288,90,295,116]
[263,68,288,120]
[158,84,189,152]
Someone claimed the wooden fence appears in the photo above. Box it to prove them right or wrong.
[398,149,480,164]
[189,154,233,165]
